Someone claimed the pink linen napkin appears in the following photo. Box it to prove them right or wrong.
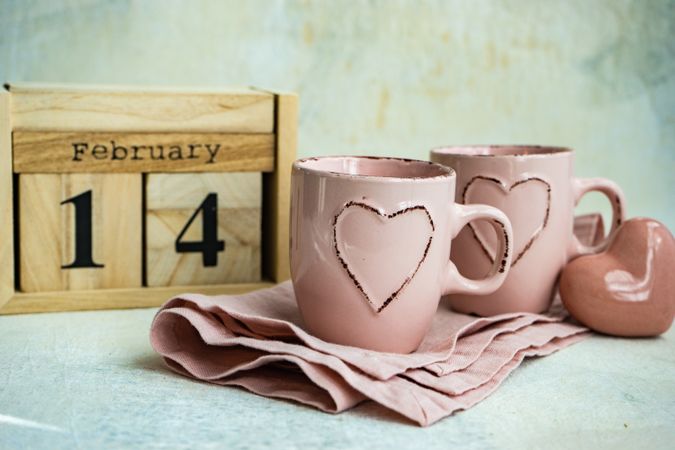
[149,215,602,427]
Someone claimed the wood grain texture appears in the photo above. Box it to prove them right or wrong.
[13,131,275,173]
[0,90,14,309]
[18,175,61,292]
[19,174,142,292]
[7,82,274,133]
[0,281,273,314]
[0,86,297,314]
[262,92,297,282]
[146,173,261,287]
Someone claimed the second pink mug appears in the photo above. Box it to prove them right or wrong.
[290,156,514,353]
[431,145,626,316]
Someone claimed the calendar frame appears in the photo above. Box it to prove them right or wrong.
[0,83,297,314]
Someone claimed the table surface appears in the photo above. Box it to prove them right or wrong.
[0,307,673,450]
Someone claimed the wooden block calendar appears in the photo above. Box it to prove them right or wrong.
[0,83,297,314]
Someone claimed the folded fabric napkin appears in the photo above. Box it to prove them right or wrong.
[149,215,602,427]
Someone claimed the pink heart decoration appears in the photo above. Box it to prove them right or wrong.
[333,201,434,313]
[463,176,551,266]
[561,218,675,336]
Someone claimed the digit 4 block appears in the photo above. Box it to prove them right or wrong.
[145,173,262,286]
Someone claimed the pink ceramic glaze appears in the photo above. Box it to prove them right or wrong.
[431,146,626,316]
[561,218,675,336]
[290,156,514,353]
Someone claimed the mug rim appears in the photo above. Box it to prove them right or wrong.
[430,145,573,159]
[293,155,455,183]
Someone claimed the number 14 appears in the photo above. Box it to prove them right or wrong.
[63,191,225,269]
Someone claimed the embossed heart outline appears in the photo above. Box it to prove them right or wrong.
[332,201,435,313]
[462,176,551,266]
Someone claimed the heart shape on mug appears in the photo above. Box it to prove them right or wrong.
[333,201,435,313]
[462,176,551,266]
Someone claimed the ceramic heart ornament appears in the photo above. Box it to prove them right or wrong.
[560,218,675,337]
[334,201,434,313]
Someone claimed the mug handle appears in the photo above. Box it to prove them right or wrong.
[567,177,626,260]
[442,203,514,296]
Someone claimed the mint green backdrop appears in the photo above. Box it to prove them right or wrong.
[1,0,673,229]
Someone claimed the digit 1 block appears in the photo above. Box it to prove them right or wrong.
[19,174,142,292]
[145,173,261,286]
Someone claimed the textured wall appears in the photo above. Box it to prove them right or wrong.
[1,0,673,228]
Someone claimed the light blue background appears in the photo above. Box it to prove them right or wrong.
[1,0,673,228]
[1,3,674,446]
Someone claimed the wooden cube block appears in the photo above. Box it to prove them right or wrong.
[146,173,261,286]
[19,174,142,292]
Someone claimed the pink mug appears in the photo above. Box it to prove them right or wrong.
[430,145,626,316]
[290,156,514,353]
